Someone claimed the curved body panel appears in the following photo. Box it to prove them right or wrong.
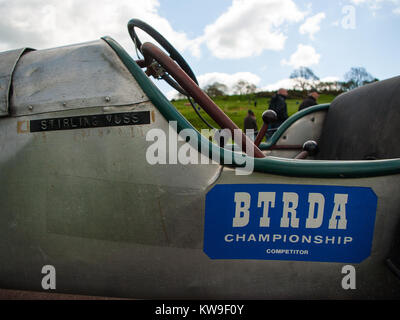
[0,48,33,116]
[10,40,148,116]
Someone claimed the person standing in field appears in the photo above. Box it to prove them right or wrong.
[244,110,258,140]
[266,88,288,139]
[299,89,319,111]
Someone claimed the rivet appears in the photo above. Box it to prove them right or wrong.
[28,105,33,111]
[105,96,111,102]
[62,102,67,107]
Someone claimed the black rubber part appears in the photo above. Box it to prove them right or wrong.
[317,76,400,160]
[128,18,198,85]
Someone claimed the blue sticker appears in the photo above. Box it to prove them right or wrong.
[204,184,377,263]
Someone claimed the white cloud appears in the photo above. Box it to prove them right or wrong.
[299,12,326,40]
[167,74,341,99]
[260,76,340,91]
[350,0,384,6]
[166,90,180,101]
[320,76,340,83]
[166,71,262,100]
[198,0,306,59]
[349,0,400,11]
[281,44,321,68]
[393,6,400,13]
[198,72,261,93]
[0,0,199,56]
[170,73,341,99]
[260,78,299,91]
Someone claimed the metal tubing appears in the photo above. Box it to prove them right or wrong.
[254,124,268,147]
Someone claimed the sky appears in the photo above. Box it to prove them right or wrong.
[0,0,399,99]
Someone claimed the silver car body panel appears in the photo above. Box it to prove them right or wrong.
[0,48,33,117]
[10,40,148,117]
[267,110,327,159]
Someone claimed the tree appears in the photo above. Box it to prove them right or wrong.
[203,82,228,97]
[364,78,380,85]
[315,81,341,92]
[233,80,257,95]
[290,67,320,91]
[245,83,257,94]
[344,67,375,89]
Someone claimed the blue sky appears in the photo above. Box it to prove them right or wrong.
[0,0,399,97]
[155,0,400,96]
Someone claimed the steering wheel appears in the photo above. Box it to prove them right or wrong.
[128,18,217,129]
[128,19,265,159]
[128,18,198,94]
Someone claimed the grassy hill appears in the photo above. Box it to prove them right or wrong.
[171,93,337,132]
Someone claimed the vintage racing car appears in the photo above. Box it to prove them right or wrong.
[0,19,399,299]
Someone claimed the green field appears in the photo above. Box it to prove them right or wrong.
[171,93,336,132]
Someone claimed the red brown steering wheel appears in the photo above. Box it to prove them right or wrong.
[138,42,265,159]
